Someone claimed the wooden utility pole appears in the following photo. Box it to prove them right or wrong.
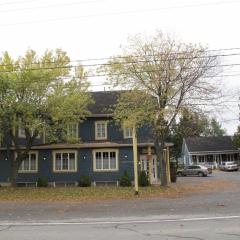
[147,145,152,184]
[165,148,171,185]
[132,125,139,195]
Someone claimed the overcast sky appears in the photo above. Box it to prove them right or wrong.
[0,0,239,134]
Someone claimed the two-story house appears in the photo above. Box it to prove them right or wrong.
[0,91,171,186]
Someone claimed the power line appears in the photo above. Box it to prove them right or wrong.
[1,70,240,91]
[0,50,240,72]
[0,0,105,14]
[2,62,240,74]
[0,0,37,7]
[1,0,240,27]
[1,49,240,69]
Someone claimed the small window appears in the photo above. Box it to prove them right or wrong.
[18,119,40,139]
[93,149,118,171]
[67,123,78,138]
[53,151,77,172]
[123,127,133,139]
[18,152,38,173]
[95,121,107,140]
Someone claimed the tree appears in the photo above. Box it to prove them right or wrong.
[208,118,226,136]
[102,31,221,186]
[170,108,210,158]
[0,49,93,186]
[170,110,226,158]
[233,126,240,148]
[113,90,156,194]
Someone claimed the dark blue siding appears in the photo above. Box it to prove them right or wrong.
[0,115,154,184]
[0,147,136,183]
[0,151,12,182]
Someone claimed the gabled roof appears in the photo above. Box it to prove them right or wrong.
[184,136,238,153]
[88,91,123,115]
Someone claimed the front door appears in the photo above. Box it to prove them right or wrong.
[140,155,158,184]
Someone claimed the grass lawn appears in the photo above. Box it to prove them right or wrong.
[0,186,175,202]
[0,179,235,203]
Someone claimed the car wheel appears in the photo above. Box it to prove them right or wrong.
[198,172,204,177]
[177,172,183,177]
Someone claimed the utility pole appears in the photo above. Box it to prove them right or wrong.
[132,125,139,195]
[166,147,171,185]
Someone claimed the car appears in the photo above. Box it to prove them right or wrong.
[219,161,238,171]
[177,165,210,177]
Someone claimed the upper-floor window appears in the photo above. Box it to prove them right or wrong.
[95,121,107,140]
[123,127,133,139]
[18,152,38,173]
[67,123,78,138]
[18,119,40,139]
[53,150,77,172]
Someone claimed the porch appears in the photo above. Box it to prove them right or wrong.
[190,152,240,168]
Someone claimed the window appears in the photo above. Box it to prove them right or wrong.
[18,119,40,139]
[67,123,78,138]
[53,151,77,172]
[18,152,38,173]
[95,121,107,140]
[123,127,133,138]
[192,155,197,164]
[198,156,205,163]
[18,126,26,138]
[93,149,118,171]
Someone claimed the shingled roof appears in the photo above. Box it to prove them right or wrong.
[184,136,238,152]
[88,91,123,115]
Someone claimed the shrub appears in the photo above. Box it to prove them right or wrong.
[119,170,132,187]
[78,175,91,187]
[138,171,150,187]
[37,178,48,187]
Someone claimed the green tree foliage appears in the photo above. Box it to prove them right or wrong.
[233,126,240,148]
[170,109,226,158]
[102,31,221,186]
[208,118,226,137]
[0,49,93,186]
[113,90,156,129]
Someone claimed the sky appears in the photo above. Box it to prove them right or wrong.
[0,0,240,134]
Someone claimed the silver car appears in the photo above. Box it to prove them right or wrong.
[177,165,210,177]
[219,162,238,171]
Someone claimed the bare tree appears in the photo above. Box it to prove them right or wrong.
[102,31,221,186]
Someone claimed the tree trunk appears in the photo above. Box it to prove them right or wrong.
[154,136,168,186]
[10,159,19,187]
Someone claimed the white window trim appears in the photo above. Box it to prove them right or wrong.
[18,151,38,173]
[123,127,133,139]
[93,149,119,172]
[53,150,78,173]
[67,123,79,138]
[95,121,108,140]
[18,122,40,139]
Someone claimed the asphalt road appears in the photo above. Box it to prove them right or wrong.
[0,171,240,240]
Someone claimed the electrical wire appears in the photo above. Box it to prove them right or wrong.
[1,0,240,27]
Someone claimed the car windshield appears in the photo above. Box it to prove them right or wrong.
[226,162,235,165]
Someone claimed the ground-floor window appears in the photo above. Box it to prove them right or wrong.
[53,151,77,172]
[206,155,214,164]
[93,149,119,171]
[198,155,205,163]
[18,152,38,173]
[192,155,197,164]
